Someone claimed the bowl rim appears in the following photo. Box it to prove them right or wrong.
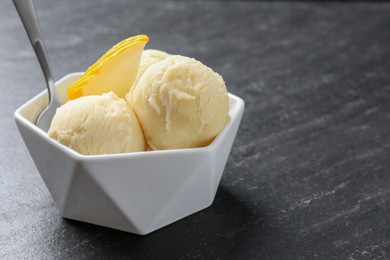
[14,72,245,160]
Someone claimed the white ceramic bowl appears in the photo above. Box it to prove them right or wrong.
[14,73,245,235]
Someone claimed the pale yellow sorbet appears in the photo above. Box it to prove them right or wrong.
[127,49,170,100]
[137,49,170,79]
[48,92,145,155]
[130,55,229,150]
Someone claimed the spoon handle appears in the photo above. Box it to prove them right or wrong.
[12,0,58,103]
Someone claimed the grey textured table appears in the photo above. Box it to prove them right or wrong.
[1,0,390,259]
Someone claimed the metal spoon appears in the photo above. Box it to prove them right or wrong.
[13,0,61,132]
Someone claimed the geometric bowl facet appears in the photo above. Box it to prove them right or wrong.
[14,73,245,235]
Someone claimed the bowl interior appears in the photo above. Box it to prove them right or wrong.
[16,73,81,125]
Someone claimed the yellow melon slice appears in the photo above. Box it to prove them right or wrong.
[67,34,149,100]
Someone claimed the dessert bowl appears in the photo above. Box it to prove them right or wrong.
[14,72,245,235]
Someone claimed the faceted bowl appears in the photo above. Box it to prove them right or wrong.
[14,73,245,235]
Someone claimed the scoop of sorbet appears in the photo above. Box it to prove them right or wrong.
[126,49,170,101]
[48,92,145,155]
[129,55,229,150]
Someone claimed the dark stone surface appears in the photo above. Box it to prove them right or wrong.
[1,0,390,259]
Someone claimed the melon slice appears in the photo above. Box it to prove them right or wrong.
[67,34,149,100]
